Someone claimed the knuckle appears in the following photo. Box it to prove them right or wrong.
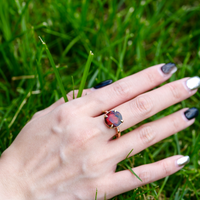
[167,82,182,99]
[55,105,73,124]
[90,97,104,109]
[67,90,78,100]
[171,117,180,131]
[32,111,43,119]
[82,158,98,175]
[139,170,151,183]
[135,95,153,115]
[159,160,172,176]
[67,91,73,99]
[71,126,100,148]
[146,71,156,84]
[75,181,98,200]
[79,127,99,144]
[56,108,66,124]
[139,125,156,145]
[112,81,130,99]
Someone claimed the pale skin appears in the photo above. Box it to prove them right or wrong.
[0,64,197,199]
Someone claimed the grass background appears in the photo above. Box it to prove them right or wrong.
[0,0,200,199]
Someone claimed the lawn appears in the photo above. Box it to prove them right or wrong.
[0,0,200,199]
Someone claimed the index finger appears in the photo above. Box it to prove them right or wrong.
[82,63,177,116]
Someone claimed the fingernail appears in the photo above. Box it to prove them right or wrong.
[186,76,200,90]
[161,63,177,74]
[177,156,190,167]
[184,107,199,120]
[94,79,113,89]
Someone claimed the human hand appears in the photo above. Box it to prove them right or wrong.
[0,63,199,200]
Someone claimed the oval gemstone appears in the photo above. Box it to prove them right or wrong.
[105,110,122,128]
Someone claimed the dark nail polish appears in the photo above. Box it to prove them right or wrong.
[184,107,199,120]
[94,79,113,89]
[161,63,177,74]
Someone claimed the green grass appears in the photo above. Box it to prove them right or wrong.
[0,0,200,199]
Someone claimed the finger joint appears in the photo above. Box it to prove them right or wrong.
[171,117,180,132]
[138,170,151,183]
[139,125,156,145]
[135,95,153,116]
[168,82,183,100]
[159,160,172,176]
[112,81,130,99]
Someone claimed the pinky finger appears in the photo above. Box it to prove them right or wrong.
[105,155,189,199]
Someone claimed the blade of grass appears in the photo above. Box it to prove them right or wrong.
[124,163,142,182]
[157,176,169,198]
[169,177,182,200]
[8,91,30,129]
[126,149,134,159]
[0,102,17,131]
[71,76,75,99]
[95,188,98,200]
[0,68,9,84]
[36,46,44,90]
[135,187,159,198]
[39,36,68,102]
[117,29,130,78]
[179,178,188,199]
[36,46,45,103]
[174,133,181,155]
[187,178,199,199]
[77,51,94,98]
[61,35,81,60]
[43,29,71,40]
[88,69,99,88]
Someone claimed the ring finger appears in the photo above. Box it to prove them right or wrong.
[110,107,198,162]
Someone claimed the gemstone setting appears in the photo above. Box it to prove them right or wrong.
[104,110,123,128]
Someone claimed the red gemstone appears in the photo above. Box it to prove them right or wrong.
[104,110,123,128]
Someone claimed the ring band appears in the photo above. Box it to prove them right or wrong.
[104,110,123,138]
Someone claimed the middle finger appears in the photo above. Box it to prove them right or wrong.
[97,77,197,139]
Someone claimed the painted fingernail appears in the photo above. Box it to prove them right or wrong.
[177,156,190,167]
[161,63,177,74]
[184,107,199,120]
[186,76,200,90]
[94,79,113,89]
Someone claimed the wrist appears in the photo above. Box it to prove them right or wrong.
[0,151,27,200]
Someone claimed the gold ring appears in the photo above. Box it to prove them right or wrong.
[104,110,123,138]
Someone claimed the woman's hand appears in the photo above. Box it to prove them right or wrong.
[0,63,199,200]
